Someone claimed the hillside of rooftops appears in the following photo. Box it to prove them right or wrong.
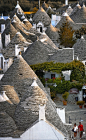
[0,0,77,15]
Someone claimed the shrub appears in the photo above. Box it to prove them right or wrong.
[77,101,85,105]
[62,92,69,101]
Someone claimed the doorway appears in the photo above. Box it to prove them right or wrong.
[83,89,86,103]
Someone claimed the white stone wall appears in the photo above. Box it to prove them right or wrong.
[62,70,72,81]
[65,0,68,5]
[0,74,4,80]
[0,33,3,49]
[5,34,10,47]
[1,24,5,33]
[57,108,65,123]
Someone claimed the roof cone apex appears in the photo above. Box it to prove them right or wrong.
[15,1,20,8]
[76,2,80,7]
[81,35,84,39]
[31,77,38,87]
[16,32,21,35]
[68,5,71,8]
[82,3,85,8]
[62,12,69,16]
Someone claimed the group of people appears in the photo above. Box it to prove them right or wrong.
[72,122,84,139]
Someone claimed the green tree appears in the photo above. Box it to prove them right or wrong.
[59,18,76,47]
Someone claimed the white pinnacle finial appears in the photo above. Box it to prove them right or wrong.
[62,12,69,16]
[81,35,84,39]
[17,1,19,4]
[1,13,4,19]
[68,5,71,9]
[76,2,80,7]
[83,3,85,8]
[77,56,79,60]
[15,1,20,8]
[31,77,38,87]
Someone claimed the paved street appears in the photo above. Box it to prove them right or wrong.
[54,99,86,140]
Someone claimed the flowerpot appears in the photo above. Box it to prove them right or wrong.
[63,100,67,105]
[79,105,83,109]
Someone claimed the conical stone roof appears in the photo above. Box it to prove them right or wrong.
[66,5,73,15]
[23,37,57,65]
[33,7,51,27]
[23,18,32,30]
[71,4,86,23]
[70,3,81,15]
[2,22,17,47]
[14,83,67,136]
[12,20,28,38]
[45,24,60,42]
[55,12,75,29]
[55,12,82,31]
[12,14,28,31]
[0,55,47,98]
[46,6,55,17]
[39,32,58,49]
[0,85,20,105]
[3,32,29,59]
[73,36,86,60]
[10,1,24,19]
[0,111,17,137]
[42,1,48,11]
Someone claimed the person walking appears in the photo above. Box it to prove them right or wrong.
[73,123,78,139]
[78,121,84,139]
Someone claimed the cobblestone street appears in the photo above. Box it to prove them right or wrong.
[54,99,86,140]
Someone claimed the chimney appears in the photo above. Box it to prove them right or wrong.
[5,34,10,47]
[39,0,40,9]
[39,104,46,121]
[0,33,3,49]
[65,0,68,5]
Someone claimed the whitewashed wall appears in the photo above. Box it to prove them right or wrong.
[57,108,65,123]
[1,24,5,33]
[5,34,10,47]
[62,70,72,81]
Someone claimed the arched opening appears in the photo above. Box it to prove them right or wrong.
[40,26,43,32]
[0,57,3,69]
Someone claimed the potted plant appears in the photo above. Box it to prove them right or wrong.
[77,101,85,109]
[62,92,69,105]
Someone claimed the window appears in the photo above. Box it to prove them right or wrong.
[40,27,43,32]
[51,74,55,79]
[1,57,3,69]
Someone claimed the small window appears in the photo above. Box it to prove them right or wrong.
[51,74,55,79]
[40,27,43,32]
[19,73,22,75]
[1,57,3,69]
